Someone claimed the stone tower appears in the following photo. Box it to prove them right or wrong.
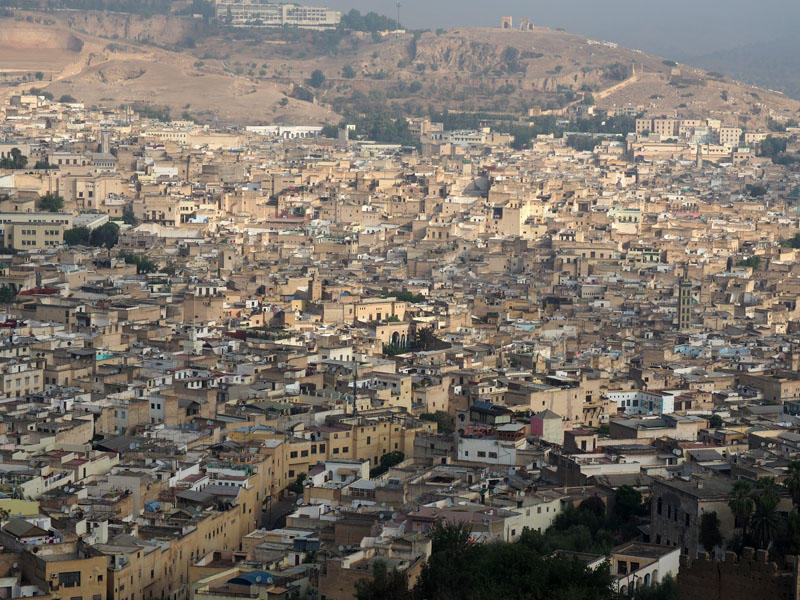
[678,266,692,330]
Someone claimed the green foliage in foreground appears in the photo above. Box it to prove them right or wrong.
[355,522,619,600]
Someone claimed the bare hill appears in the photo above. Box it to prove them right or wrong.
[2,10,798,128]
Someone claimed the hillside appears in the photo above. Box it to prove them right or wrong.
[1,10,799,128]
[687,36,800,102]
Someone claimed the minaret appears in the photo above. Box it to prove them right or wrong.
[678,265,692,331]
[695,143,703,170]
[351,355,358,418]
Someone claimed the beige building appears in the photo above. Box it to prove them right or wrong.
[0,212,73,250]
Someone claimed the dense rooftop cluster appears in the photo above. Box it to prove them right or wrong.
[1,92,800,600]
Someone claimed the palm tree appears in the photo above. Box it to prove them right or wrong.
[750,477,781,549]
[728,479,754,534]
[785,460,800,508]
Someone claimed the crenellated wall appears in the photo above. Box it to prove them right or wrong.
[678,548,800,600]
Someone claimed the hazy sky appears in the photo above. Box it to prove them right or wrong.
[326,0,800,58]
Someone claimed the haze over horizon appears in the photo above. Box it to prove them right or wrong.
[326,0,800,60]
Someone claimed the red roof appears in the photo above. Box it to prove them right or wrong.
[19,287,59,296]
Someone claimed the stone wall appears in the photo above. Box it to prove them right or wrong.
[678,548,800,600]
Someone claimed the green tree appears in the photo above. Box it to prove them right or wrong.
[415,522,476,600]
[729,480,754,533]
[736,256,761,270]
[90,222,120,249]
[501,46,522,73]
[392,290,424,303]
[370,451,405,477]
[59,94,77,103]
[699,511,723,552]
[119,251,158,274]
[355,560,411,600]
[0,285,16,303]
[781,233,800,249]
[287,472,306,494]
[340,9,400,33]
[614,485,645,521]
[309,69,326,88]
[416,522,618,600]
[38,193,63,212]
[750,477,781,549]
[63,226,91,246]
[0,147,27,170]
[413,326,439,351]
[420,411,454,434]
[122,206,138,226]
[785,461,800,508]
[320,124,339,138]
[709,414,724,428]
[342,64,356,79]
[567,134,598,152]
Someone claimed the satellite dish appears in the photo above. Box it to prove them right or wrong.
[255,576,262,583]
[338,545,344,552]
[379,513,384,520]
[520,491,525,497]
[392,513,398,520]
[296,498,303,505]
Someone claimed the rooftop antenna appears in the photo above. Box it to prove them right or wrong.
[395,0,401,29]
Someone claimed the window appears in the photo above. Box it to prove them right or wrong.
[477,451,486,458]
[342,447,349,453]
[59,572,81,588]
[290,451,298,459]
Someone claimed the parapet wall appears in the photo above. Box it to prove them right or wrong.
[678,548,800,600]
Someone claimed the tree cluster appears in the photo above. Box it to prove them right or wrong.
[727,476,794,560]
[419,411,454,434]
[38,193,63,212]
[64,222,119,249]
[369,451,405,478]
[119,251,158,274]
[566,135,599,152]
[340,9,400,33]
[356,521,620,600]
[0,148,27,170]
